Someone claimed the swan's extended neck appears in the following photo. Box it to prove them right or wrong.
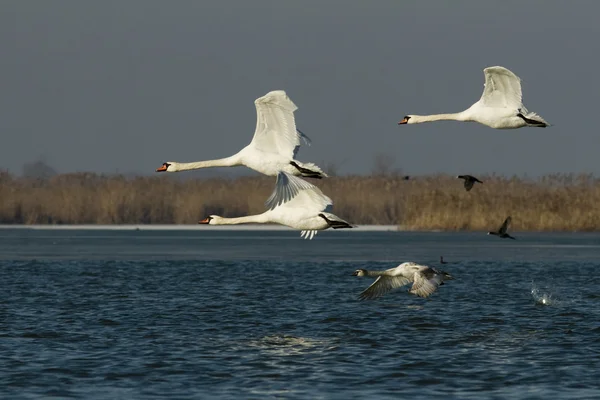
[409,112,469,123]
[213,212,271,225]
[365,270,388,277]
[173,154,241,171]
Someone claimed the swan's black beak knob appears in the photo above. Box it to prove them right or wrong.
[398,116,410,125]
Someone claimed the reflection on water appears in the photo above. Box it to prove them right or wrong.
[247,334,337,356]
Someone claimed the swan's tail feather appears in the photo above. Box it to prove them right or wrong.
[290,161,328,179]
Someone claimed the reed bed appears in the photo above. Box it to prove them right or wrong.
[1,171,599,231]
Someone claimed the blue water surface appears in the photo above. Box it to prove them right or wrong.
[1,228,599,399]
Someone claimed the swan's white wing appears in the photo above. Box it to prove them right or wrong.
[409,269,442,298]
[358,275,412,300]
[279,188,332,213]
[479,66,523,109]
[265,172,331,211]
[250,90,307,159]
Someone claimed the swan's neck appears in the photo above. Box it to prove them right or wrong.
[214,212,271,225]
[173,154,241,171]
[365,270,388,277]
[409,112,469,123]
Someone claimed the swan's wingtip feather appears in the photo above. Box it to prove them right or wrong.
[255,90,287,102]
[483,65,521,81]
[296,128,312,146]
[358,292,373,301]
[254,90,298,111]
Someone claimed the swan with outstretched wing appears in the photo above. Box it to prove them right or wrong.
[156,90,327,178]
[199,171,353,239]
[399,66,549,129]
[353,262,454,300]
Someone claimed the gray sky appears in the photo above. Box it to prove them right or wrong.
[1,0,598,177]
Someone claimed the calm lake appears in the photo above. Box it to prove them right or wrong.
[1,227,599,399]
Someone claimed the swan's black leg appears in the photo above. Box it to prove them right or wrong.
[290,161,323,179]
[516,113,547,127]
[317,213,354,229]
[330,221,354,229]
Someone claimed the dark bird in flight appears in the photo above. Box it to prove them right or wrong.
[457,175,483,191]
[488,216,516,240]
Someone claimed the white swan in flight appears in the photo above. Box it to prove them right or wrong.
[398,66,549,129]
[353,262,454,299]
[156,90,327,178]
[198,171,353,239]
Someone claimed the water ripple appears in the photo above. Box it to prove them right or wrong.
[1,232,600,399]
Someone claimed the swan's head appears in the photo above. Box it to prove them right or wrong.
[352,269,367,277]
[156,162,177,172]
[199,215,220,225]
[398,115,412,125]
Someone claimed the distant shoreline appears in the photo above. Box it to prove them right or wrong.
[2,172,599,230]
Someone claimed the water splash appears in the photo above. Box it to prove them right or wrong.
[530,280,571,306]
[531,286,554,306]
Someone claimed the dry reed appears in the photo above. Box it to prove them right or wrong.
[1,170,599,231]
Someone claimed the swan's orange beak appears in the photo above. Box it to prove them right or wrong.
[398,117,410,125]
[156,163,169,172]
[198,218,211,224]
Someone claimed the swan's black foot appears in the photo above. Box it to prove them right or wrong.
[318,213,354,229]
[290,161,324,179]
[517,113,547,127]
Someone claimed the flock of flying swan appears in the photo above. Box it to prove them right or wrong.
[156,66,547,300]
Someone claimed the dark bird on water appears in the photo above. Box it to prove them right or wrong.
[488,216,516,240]
[457,175,483,191]
[440,256,448,264]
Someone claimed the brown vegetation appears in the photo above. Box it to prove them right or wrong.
[0,170,599,231]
